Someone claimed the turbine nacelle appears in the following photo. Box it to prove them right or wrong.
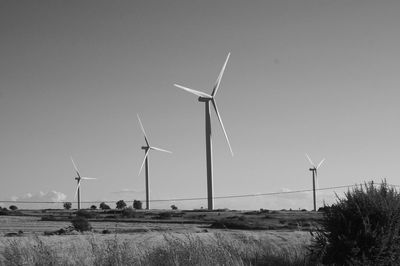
[198,97,212,102]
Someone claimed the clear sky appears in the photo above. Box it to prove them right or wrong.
[1,0,400,210]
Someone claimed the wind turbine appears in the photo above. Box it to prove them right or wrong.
[305,154,325,211]
[70,157,96,210]
[137,114,172,210]
[174,53,234,210]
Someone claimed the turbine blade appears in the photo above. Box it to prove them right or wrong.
[212,52,230,97]
[74,181,81,199]
[70,156,81,178]
[174,84,212,98]
[137,114,150,146]
[81,177,97,180]
[317,158,325,169]
[150,146,172,153]
[138,150,150,176]
[211,99,234,156]
[305,154,315,167]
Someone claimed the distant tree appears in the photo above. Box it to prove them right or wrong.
[133,200,142,210]
[116,200,127,209]
[9,205,18,211]
[99,202,111,210]
[71,216,91,232]
[90,205,97,210]
[63,202,72,210]
[171,204,178,210]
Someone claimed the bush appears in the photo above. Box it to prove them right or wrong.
[9,205,18,211]
[76,209,96,219]
[133,200,142,210]
[100,202,111,210]
[71,216,92,232]
[0,207,10,215]
[310,180,400,265]
[122,207,136,218]
[63,202,72,210]
[90,205,97,210]
[157,212,172,219]
[171,204,178,210]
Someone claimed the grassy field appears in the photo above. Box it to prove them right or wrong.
[0,208,322,234]
[0,231,312,265]
[0,209,320,265]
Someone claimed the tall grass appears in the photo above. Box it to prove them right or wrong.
[0,232,311,265]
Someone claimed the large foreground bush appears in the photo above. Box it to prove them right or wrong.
[311,181,400,265]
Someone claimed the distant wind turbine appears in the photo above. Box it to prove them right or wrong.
[137,114,172,210]
[174,53,234,210]
[70,157,96,210]
[305,154,325,211]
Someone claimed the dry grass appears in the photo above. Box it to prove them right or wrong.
[0,231,312,265]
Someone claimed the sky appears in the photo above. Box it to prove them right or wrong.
[1,0,400,210]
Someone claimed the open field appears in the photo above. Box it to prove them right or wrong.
[0,209,323,235]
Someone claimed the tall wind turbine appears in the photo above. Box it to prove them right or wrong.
[137,114,172,210]
[305,154,325,211]
[174,53,234,210]
[70,157,96,210]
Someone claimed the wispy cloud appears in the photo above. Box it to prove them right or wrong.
[11,191,67,202]
[111,189,145,194]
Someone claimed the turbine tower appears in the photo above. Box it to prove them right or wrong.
[305,154,325,211]
[137,114,172,210]
[174,53,234,210]
[70,157,96,210]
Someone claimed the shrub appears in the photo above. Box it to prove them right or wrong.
[0,207,10,216]
[116,200,127,209]
[100,202,111,210]
[9,205,18,211]
[171,204,178,210]
[71,216,91,232]
[76,209,96,218]
[41,215,57,221]
[310,180,400,265]
[122,207,136,218]
[90,205,97,210]
[133,200,142,210]
[63,202,72,210]
[158,212,172,219]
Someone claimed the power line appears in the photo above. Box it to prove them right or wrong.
[1,182,398,204]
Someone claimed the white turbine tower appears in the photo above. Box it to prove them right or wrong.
[70,157,96,210]
[305,154,325,211]
[174,53,234,210]
[137,114,172,210]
